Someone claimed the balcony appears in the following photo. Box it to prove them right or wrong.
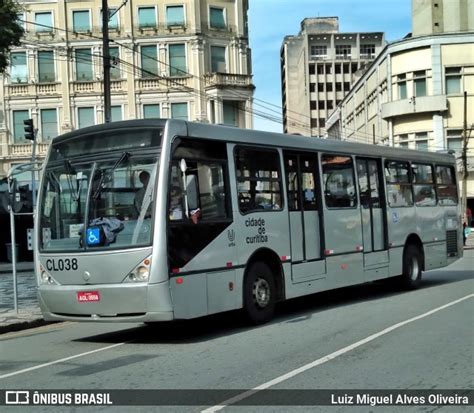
[204,73,254,89]
[381,95,448,120]
[136,76,191,92]
[71,81,100,94]
[5,82,61,97]
[9,143,50,158]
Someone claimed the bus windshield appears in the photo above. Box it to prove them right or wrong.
[39,154,159,252]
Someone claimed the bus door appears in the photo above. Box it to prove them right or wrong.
[356,158,388,268]
[284,152,324,282]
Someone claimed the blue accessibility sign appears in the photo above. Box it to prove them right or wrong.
[86,227,101,246]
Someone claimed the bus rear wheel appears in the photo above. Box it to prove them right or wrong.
[243,262,276,324]
[401,244,423,289]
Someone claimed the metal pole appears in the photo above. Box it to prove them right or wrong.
[31,130,37,212]
[102,0,111,123]
[461,91,468,223]
[8,176,18,314]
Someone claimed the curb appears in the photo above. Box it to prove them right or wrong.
[0,318,54,335]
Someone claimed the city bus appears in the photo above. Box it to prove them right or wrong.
[34,119,462,324]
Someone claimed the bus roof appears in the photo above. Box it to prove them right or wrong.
[50,119,456,165]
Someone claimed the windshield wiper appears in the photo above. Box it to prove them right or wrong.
[92,152,130,199]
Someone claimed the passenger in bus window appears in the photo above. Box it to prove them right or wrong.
[169,186,183,220]
[134,171,151,217]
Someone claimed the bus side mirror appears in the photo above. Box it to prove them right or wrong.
[180,158,187,173]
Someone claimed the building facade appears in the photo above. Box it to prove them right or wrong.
[0,0,254,177]
[280,17,385,136]
[326,32,474,207]
[412,0,474,36]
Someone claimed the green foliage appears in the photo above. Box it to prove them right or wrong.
[0,0,24,73]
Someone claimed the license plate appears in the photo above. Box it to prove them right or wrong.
[77,291,100,303]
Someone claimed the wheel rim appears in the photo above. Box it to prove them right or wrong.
[409,256,419,280]
[252,277,270,308]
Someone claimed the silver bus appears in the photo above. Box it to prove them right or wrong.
[35,119,462,324]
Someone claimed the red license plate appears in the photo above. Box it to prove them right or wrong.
[77,291,100,303]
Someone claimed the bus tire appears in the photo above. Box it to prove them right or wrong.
[243,261,276,324]
[401,244,423,289]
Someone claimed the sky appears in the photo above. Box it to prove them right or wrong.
[247,0,412,133]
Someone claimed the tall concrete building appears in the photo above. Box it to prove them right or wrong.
[326,2,474,214]
[280,17,385,136]
[412,0,474,36]
[0,0,254,177]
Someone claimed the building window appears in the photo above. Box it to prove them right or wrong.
[73,10,90,32]
[75,49,93,81]
[335,64,341,74]
[317,65,324,75]
[38,51,55,82]
[138,7,156,28]
[101,8,119,30]
[397,134,409,148]
[360,44,375,58]
[235,147,282,213]
[311,119,318,128]
[397,74,407,99]
[318,83,324,92]
[141,45,158,78]
[78,107,95,129]
[326,83,333,92]
[35,12,53,32]
[210,7,226,29]
[335,45,351,59]
[16,13,25,30]
[169,44,186,76]
[171,102,188,120]
[223,101,239,126]
[40,109,58,141]
[111,106,122,122]
[143,104,160,118]
[167,5,184,26]
[109,47,120,79]
[445,67,461,95]
[335,82,342,92]
[12,110,29,142]
[10,52,27,83]
[327,101,334,110]
[319,101,326,110]
[211,46,226,73]
[415,132,429,151]
[414,71,427,97]
[343,82,350,91]
[310,83,315,92]
[311,45,327,58]
[319,118,326,128]
[310,101,316,110]
[309,64,315,75]
[446,130,463,153]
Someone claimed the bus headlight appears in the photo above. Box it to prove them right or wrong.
[124,256,151,283]
[39,268,58,285]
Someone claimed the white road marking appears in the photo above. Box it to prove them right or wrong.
[202,294,474,413]
[0,341,130,380]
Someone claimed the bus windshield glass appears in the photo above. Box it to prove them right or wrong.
[39,129,161,252]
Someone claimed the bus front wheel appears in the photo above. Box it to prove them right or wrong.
[401,244,423,289]
[243,262,276,324]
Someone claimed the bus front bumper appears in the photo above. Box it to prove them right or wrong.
[37,281,174,323]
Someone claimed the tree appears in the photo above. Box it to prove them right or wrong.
[0,0,24,74]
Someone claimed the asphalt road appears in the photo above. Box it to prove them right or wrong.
[0,251,473,413]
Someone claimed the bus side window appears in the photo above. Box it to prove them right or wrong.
[235,146,283,213]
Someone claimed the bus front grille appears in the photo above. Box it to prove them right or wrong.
[446,230,458,256]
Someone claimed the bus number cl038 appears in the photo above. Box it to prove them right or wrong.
[46,258,78,272]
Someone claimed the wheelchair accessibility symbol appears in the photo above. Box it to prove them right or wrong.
[86,227,100,245]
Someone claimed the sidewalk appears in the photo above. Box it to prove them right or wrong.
[0,262,50,334]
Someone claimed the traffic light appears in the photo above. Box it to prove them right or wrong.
[23,118,35,141]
